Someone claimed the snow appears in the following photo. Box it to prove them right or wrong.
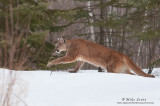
[0,69,160,106]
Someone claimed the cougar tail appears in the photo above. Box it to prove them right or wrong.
[123,55,155,78]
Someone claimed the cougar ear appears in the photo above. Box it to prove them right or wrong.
[57,38,60,41]
[59,37,65,43]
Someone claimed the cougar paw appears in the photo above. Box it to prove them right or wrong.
[47,62,53,68]
[68,69,77,73]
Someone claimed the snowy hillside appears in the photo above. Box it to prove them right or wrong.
[0,69,160,106]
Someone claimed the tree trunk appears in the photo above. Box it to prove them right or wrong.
[98,0,105,72]
[99,0,105,46]
[87,1,95,41]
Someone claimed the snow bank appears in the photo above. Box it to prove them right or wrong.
[0,69,160,106]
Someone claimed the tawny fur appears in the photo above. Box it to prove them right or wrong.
[47,38,154,78]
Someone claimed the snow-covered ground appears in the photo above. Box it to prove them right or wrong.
[0,68,160,106]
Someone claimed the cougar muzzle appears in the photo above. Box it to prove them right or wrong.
[54,48,60,54]
[56,50,60,53]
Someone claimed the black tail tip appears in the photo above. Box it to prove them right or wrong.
[149,75,155,78]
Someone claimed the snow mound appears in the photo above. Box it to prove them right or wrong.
[0,69,160,106]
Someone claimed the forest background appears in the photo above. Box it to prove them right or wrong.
[0,0,160,74]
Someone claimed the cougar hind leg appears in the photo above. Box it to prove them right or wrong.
[68,61,84,73]
[126,69,134,75]
[114,65,134,75]
[110,63,129,74]
[106,65,114,73]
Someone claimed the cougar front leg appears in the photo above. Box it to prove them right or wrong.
[47,56,76,67]
[69,61,84,73]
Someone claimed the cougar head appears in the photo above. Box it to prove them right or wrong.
[54,38,67,54]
